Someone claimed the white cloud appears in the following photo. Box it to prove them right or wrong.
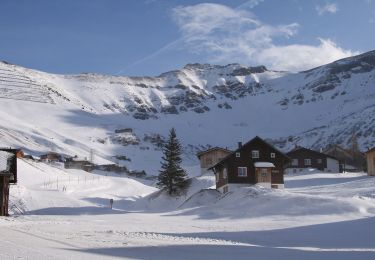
[238,0,265,9]
[255,39,357,71]
[316,3,338,15]
[171,3,356,71]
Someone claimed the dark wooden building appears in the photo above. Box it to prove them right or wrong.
[0,150,16,216]
[286,146,340,173]
[209,136,290,193]
[40,152,62,163]
[64,157,94,172]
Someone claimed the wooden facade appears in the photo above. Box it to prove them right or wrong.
[197,147,232,175]
[0,174,10,216]
[286,147,340,173]
[209,136,290,193]
[366,147,375,176]
[0,150,16,216]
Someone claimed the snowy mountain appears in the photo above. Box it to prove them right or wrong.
[0,51,374,174]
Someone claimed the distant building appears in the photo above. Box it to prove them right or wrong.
[64,157,94,172]
[0,151,16,216]
[366,147,375,176]
[114,128,133,134]
[39,152,62,163]
[196,147,232,175]
[286,146,340,173]
[324,144,365,172]
[209,136,290,193]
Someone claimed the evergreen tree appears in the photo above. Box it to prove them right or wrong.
[157,128,188,195]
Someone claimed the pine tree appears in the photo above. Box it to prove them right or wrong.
[157,128,188,195]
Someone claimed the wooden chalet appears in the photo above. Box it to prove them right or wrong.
[197,147,232,175]
[40,152,62,163]
[209,136,290,193]
[286,146,339,173]
[366,147,375,176]
[0,150,16,216]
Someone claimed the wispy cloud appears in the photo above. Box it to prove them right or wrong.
[238,0,265,9]
[170,3,355,72]
[316,3,338,15]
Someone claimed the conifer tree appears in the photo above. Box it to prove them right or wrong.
[157,128,188,195]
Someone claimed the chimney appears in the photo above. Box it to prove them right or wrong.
[238,142,242,149]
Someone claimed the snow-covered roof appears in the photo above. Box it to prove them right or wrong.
[254,162,275,168]
[0,151,13,172]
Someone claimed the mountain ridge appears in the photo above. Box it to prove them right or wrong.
[0,51,374,174]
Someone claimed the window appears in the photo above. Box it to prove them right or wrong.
[270,153,275,158]
[223,168,228,179]
[236,152,240,158]
[304,159,311,166]
[252,150,259,158]
[317,159,322,164]
[238,167,247,177]
[261,168,267,177]
[291,159,298,166]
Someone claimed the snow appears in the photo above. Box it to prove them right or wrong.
[0,54,374,258]
[1,159,375,259]
[254,162,275,168]
[0,58,373,176]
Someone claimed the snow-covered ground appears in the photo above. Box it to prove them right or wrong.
[1,159,375,259]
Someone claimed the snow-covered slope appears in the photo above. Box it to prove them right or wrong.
[4,159,375,259]
[0,51,374,174]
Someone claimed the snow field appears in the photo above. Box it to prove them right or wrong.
[1,159,375,259]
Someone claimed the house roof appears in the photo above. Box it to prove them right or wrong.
[196,147,232,158]
[254,162,275,168]
[209,136,290,170]
[366,147,375,154]
[287,146,339,160]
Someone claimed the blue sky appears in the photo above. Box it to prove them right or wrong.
[1,0,374,76]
